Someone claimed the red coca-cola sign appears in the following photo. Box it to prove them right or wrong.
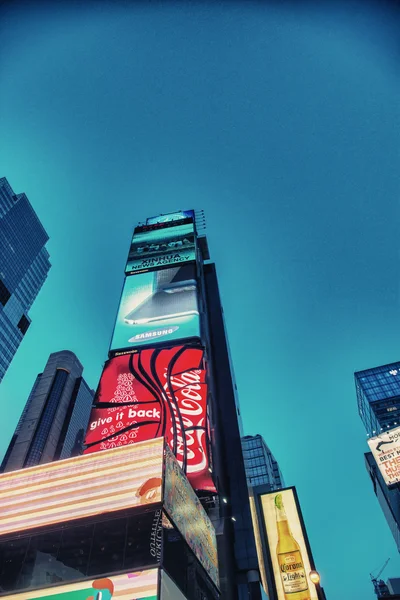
[84,345,215,491]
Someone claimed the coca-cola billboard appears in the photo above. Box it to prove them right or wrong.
[84,345,215,492]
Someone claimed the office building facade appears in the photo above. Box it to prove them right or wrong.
[0,177,50,382]
[242,434,284,490]
[355,361,400,436]
[0,350,94,472]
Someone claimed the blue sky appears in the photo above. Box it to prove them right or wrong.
[1,2,400,598]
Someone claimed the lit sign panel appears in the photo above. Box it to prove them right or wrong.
[161,570,188,599]
[84,345,215,492]
[0,438,164,537]
[146,210,194,225]
[261,488,318,600]
[368,425,400,486]
[126,221,196,274]
[164,447,219,588]
[110,265,200,352]
[0,569,159,600]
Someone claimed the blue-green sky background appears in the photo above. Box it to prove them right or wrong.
[1,2,399,598]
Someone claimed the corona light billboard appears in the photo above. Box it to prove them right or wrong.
[110,265,200,352]
[0,569,159,600]
[164,446,219,588]
[261,488,318,600]
[84,344,215,491]
[368,425,400,486]
[126,221,196,274]
[0,438,164,537]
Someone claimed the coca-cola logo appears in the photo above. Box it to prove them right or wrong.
[84,345,215,492]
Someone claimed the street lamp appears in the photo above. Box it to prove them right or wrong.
[309,570,321,585]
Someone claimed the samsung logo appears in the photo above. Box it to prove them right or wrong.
[129,327,179,342]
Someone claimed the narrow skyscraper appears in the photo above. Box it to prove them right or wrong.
[0,177,50,383]
[242,434,285,490]
[0,350,94,472]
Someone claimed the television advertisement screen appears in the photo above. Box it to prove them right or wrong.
[368,425,400,486]
[260,488,318,600]
[164,446,219,589]
[0,569,159,600]
[0,438,164,537]
[84,345,215,492]
[110,265,200,352]
[126,221,196,274]
[146,210,195,225]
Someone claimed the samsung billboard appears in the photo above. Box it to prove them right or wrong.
[110,265,200,353]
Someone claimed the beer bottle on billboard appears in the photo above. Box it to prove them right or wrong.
[275,493,311,600]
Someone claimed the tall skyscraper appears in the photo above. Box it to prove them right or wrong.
[355,361,400,436]
[0,177,51,382]
[0,350,94,472]
[242,434,285,490]
[0,210,324,600]
[355,361,400,561]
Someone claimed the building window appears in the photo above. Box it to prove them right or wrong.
[17,315,30,335]
[0,280,11,306]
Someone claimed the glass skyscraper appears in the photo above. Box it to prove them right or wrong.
[355,361,400,436]
[0,350,94,472]
[0,177,50,382]
[242,434,285,489]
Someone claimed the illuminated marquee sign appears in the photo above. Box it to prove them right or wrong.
[164,447,219,588]
[0,438,164,537]
[110,264,200,352]
[368,425,400,486]
[261,488,318,600]
[84,345,215,492]
[126,221,196,274]
[0,569,159,600]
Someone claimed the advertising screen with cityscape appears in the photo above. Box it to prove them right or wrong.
[261,488,318,600]
[164,447,219,589]
[126,221,196,274]
[0,569,159,600]
[368,425,400,486]
[110,265,200,352]
[84,345,215,491]
[0,438,164,537]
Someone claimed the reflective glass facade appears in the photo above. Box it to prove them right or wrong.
[0,178,50,382]
[0,351,94,472]
[242,435,284,489]
[355,361,400,435]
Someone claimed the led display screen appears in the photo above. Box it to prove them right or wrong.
[160,570,188,599]
[164,447,219,589]
[126,222,196,274]
[0,438,164,537]
[368,425,400,486]
[261,488,318,600]
[0,569,159,600]
[110,265,200,352]
[84,345,215,492]
[146,210,194,225]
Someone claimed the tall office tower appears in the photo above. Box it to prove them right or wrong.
[355,361,400,436]
[355,361,400,556]
[0,210,323,600]
[0,177,50,382]
[242,434,285,489]
[0,350,94,472]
